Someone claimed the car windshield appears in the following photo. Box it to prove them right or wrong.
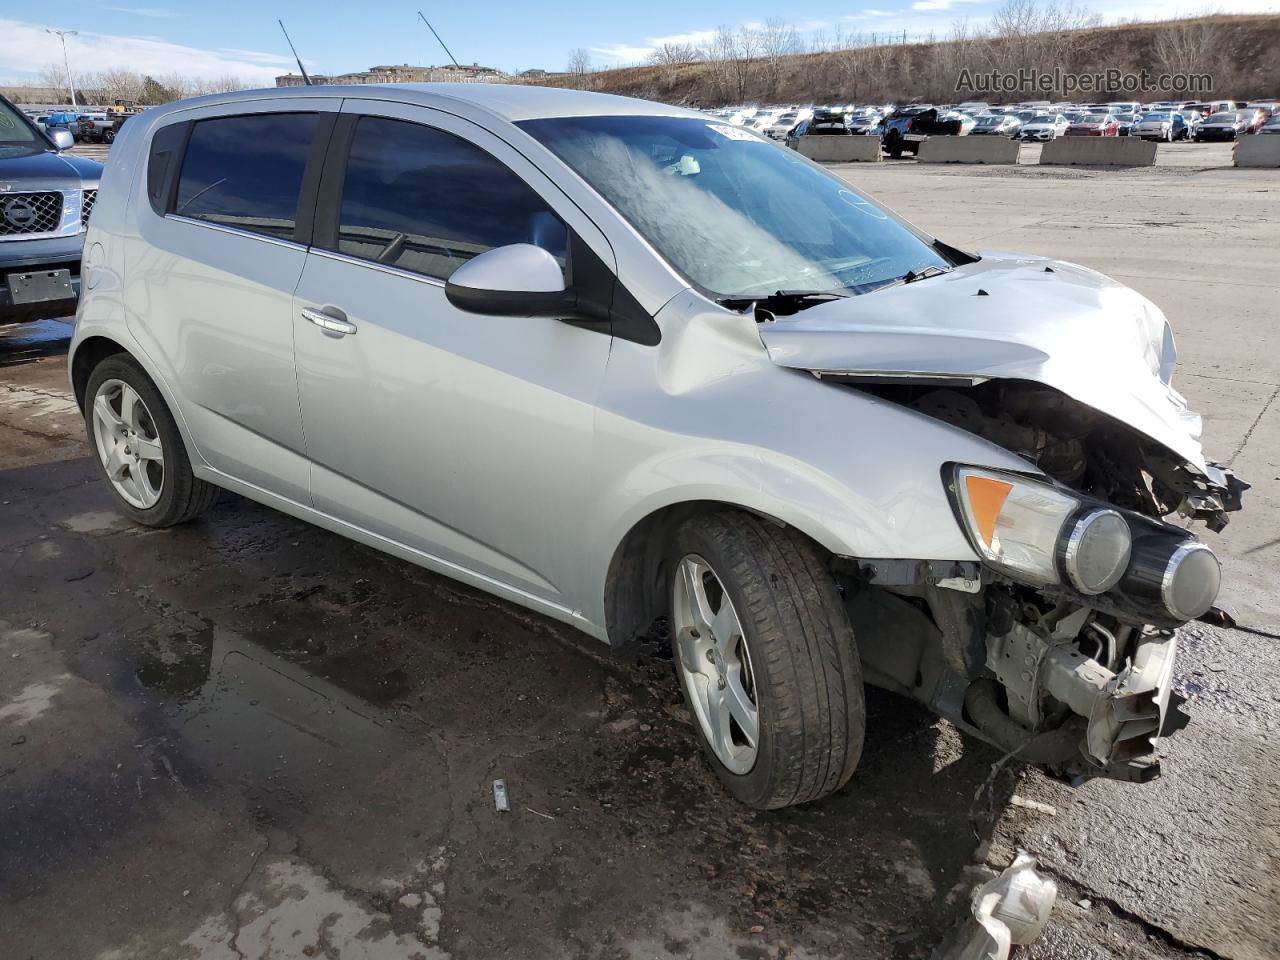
[1142,113,1171,121]
[0,98,40,148]
[519,115,951,299]
[1207,113,1236,122]
[1030,115,1056,123]
[1083,114,1109,122]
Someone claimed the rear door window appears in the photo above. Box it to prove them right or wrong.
[331,115,566,281]
[173,112,318,241]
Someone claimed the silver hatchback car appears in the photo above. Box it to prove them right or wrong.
[72,85,1245,809]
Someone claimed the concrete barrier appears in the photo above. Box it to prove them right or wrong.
[1235,135,1280,167]
[917,135,1019,165]
[1039,136,1157,167]
[798,135,882,162]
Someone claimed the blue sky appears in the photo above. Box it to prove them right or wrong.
[2,0,1277,83]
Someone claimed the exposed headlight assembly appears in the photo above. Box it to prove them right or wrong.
[1059,509,1132,594]
[1122,537,1222,621]
[951,467,1131,592]
[949,466,1219,620]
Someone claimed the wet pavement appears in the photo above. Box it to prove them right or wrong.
[3,158,1278,960]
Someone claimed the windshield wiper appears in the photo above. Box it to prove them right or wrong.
[901,264,951,284]
[718,289,849,313]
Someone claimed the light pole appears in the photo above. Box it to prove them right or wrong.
[46,29,79,109]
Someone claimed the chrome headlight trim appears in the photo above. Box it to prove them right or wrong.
[1060,508,1133,595]
[1161,540,1222,621]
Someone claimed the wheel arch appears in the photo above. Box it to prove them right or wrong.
[601,498,842,648]
[70,329,205,471]
[70,334,130,411]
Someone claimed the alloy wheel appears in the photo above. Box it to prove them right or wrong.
[91,378,164,509]
[672,554,760,774]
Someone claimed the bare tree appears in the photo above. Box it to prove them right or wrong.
[989,0,1100,95]
[95,67,145,104]
[829,31,874,101]
[730,26,761,101]
[1153,14,1221,78]
[568,48,592,75]
[705,26,739,101]
[759,19,799,96]
[38,64,78,104]
[203,74,252,94]
[797,30,836,98]
[647,42,702,88]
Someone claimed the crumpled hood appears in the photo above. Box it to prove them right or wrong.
[758,253,1210,473]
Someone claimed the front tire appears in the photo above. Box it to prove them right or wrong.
[85,354,218,527]
[668,512,865,809]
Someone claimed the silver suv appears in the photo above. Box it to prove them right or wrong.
[1,94,102,325]
[71,86,1245,809]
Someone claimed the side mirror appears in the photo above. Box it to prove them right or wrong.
[445,243,575,318]
[50,129,75,151]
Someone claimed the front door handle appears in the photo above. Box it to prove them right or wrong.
[301,306,357,336]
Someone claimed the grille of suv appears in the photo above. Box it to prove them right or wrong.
[0,191,63,238]
[81,189,98,226]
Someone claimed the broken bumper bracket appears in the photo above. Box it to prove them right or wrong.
[979,623,1181,776]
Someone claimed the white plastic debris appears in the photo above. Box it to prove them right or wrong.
[943,851,1058,960]
[1010,795,1058,816]
[492,779,509,812]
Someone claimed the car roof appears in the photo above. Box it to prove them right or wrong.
[142,83,704,125]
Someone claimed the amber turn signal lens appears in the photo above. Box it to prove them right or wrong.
[964,474,1013,547]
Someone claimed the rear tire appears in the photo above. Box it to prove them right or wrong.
[667,511,865,809]
[84,354,218,527]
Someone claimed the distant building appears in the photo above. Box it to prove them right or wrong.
[275,63,506,87]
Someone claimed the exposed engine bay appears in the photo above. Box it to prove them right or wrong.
[855,379,1246,532]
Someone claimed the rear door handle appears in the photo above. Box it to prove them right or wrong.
[301,306,357,336]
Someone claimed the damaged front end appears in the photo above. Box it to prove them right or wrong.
[830,383,1242,782]
[838,550,1192,784]
[767,255,1248,782]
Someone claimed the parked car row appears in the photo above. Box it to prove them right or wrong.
[710,97,1280,153]
[22,103,144,144]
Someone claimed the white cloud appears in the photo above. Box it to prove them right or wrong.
[1090,0,1279,16]
[592,27,720,66]
[588,43,656,65]
[649,29,718,48]
[105,6,184,16]
[0,18,292,83]
[216,47,296,66]
[911,0,983,11]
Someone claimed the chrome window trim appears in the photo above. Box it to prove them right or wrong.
[164,213,308,252]
[306,246,448,288]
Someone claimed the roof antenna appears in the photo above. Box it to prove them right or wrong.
[418,11,460,67]
[278,19,312,85]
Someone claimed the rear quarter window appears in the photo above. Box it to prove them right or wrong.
[147,121,190,216]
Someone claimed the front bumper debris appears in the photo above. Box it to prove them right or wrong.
[941,852,1058,960]
[978,615,1184,779]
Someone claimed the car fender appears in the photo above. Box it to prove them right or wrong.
[575,290,1039,629]
[70,316,208,472]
